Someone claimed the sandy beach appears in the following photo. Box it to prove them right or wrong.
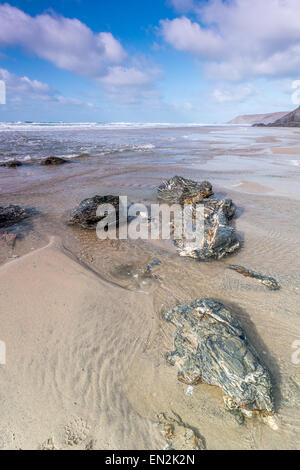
[1,124,300,450]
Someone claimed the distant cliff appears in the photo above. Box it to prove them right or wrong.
[229,111,288,125]
[267,105,300,127]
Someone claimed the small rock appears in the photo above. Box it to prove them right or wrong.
[68,195,122,229]
[228,265,280,290]
[146,259,162,273]
[41,157,69,166]
[0,205,36,228]
[0,160,23,168]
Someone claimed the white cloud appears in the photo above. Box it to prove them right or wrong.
[0,4,159,102]
[98,62,161,105]
[161,17,223,58]
[168,0,195,13]
[212,84,257,103]
[99,66,152,87]
[0,68,93,107]
[0,3,126,77]
[161,0,300,80]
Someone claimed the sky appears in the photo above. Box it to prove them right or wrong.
[0,0,300,123]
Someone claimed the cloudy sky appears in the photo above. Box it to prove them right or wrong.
[0,0,299,122]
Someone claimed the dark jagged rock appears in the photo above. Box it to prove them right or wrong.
[175,198,240,260]
[0,205,35,228]
[157,176,213,204]
[0,160,23,168]
[228,265,280,291]
[41,157,69,166]
[163,299,275,422]
[68,195,121,229]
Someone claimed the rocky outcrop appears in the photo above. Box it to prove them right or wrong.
[228,265,280,291]
[157,176,213,204]
[0,160,23,168]
[157,413,205,450]
[270,105,300,127]
[163,299,274,422]
[253,105,300,127]
[0,205,35,228]
[68,195,121,229]
[41,157,69,165]
[175,198,240,260]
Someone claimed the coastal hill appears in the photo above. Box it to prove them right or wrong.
[228,111,288,125]
[267,105,300,127]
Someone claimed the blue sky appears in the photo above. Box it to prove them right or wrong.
[0,0,299,122]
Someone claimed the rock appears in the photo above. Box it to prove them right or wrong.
[0,160,23,168]
[175,198,240,260]
[146,259,162,273]
[157,176,213,204]
[163,299,274,421]
[0,230,17,247]
[68,195,121,229]
[228,265,280,291]
[157,413,205,450]
[0,205,35,228]
[41,157,68,165]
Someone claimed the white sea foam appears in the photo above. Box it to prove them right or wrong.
[0,121,217,131]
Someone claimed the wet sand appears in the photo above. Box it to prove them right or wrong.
[0,125,300,449]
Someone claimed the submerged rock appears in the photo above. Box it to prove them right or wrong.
[41,157,68,166]
[163,299,274,421]
[68,195,121,229]
[0,205,35,228]
[228,265,280,291]
[0,160,23,168]
[146,258,162,274]
[157,413,205,450]
[175,198,240,260]
[157,176,213,204]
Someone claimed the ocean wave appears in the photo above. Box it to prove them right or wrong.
[0,121,216,131]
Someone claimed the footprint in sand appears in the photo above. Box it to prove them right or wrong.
[0,426,16,450]
[64,417,91,447]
